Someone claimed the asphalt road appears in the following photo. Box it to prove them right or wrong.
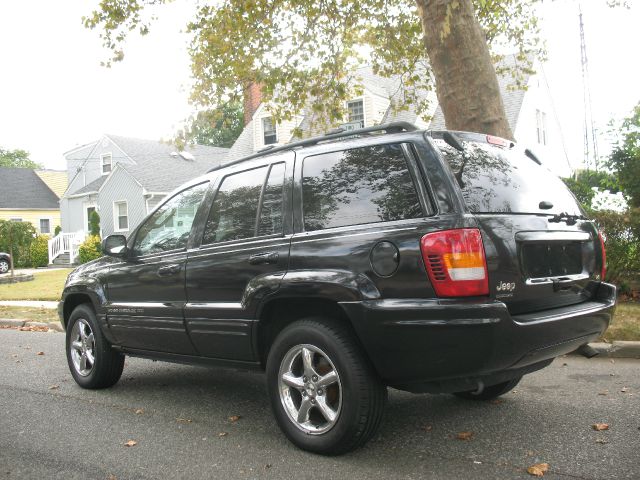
[1,329,638,480]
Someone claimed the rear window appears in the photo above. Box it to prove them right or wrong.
[434,140,582,215]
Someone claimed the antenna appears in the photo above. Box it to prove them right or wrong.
[579,4,599,171]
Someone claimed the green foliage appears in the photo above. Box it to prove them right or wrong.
[0,147,41,169]
[83,0,550,130]
[607,101,640,207]
[591,209,640,284]
[562,170,621,211]
[89,211,101,237]
[0,220,37,268]
[54,225,62,236]
[29,235,49,268]
[175,103,244,149]
[78,235,102,264]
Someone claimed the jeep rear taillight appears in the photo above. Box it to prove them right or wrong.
[598,230,607,281]
[420,228,489,297]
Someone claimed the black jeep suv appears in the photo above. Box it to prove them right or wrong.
[60,122,615,455]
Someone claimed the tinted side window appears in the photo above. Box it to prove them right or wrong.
[203,166,268,244]
[302,144,423,231]
[133,182,208,256]
[258,162,286,236]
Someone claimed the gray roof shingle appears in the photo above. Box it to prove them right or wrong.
[0,167,60,209]
[106,136,229,192]
[71,176,107,195]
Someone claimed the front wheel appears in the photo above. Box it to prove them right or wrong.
[0,259,9,274]
[266,318,387,455]
[453,376,522,401]
[65,304,124,389]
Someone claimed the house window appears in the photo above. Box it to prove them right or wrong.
[536,109,547,145]
[114,201,129,232]
[39,219,51,234]
[101,153,112,175]
[262,117,277,145]
[347,99,365,128]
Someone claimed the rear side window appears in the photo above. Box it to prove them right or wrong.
[203,166,268,244]
[202,162,286,244]
[435,140,582,215]
[302,144,423,231]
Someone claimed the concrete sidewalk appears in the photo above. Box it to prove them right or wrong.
[0,300,58,309]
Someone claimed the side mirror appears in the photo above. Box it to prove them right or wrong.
[102,235,128,257]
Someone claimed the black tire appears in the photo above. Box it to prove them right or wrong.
[453,376,522,401]
[0,259,9,274]
[266,318,387,455]
[65,304,124,389]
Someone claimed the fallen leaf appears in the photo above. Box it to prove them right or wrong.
[229,415,241,422]
[218,432,228,437]
[527,463,550,477]
[422,425,433,432]
[124,440,137,447]
[456,431,473,440]
[176,418,192,424]
[621,387,629,393]
[264,464,272,470]
[48,385,59,390]
[592,423,609,431]
[490,399,503,405]
[36,351,44,356]
[107,475,117,480]
[595,438,609,444]
[134,409,144,415]
[562,363,568,367]
[598,391,608,396]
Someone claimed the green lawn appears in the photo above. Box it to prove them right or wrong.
[0,306,58,323]
[0,269,71,301]
[602,302,640,342]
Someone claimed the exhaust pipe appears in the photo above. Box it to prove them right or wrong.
[577,344,599,358]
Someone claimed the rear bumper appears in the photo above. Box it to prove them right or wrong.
[340,282,616,393]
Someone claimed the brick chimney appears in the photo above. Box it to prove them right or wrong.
[243,82,263,126]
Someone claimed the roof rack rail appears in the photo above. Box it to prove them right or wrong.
[207,121,419,173]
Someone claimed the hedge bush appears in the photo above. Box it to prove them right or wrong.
[29,235,49,267]
[591,208,640,289]
[78,235,102,264]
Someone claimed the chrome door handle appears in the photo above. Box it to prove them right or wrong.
[157,264,181,276]
[248,252,279,265]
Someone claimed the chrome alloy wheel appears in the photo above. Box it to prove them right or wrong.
[278,344,342,435]
[70,319,96,377]
[0,260,8,273]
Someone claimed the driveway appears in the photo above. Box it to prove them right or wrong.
[1,329,638,479]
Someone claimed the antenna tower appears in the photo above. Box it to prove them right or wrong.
[579,4,599,170]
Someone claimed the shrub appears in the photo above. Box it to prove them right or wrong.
[591,208,640,285]
[54,225,62,236]
[0,220,36,268]
[78,235,102,264]
[29,235,49,267]
[89,211,101,237]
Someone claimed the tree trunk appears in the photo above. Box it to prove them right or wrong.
[415,0,514,140]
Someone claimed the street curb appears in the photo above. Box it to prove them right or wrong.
[0,319,63,332]
[569,341,640,359]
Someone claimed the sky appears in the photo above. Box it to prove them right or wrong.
[0,1,638,172]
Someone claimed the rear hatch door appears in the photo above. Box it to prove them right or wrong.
[432,133,604,314]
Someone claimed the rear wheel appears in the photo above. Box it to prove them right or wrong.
[266,318,386,455]
[65,304,124,389]
[453,376,522,401]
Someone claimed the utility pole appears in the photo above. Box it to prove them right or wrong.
[579,4,599,171]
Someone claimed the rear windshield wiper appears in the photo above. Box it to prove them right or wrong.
[548,212,585,226]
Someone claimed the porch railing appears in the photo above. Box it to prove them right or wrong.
[48,231,86,264]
